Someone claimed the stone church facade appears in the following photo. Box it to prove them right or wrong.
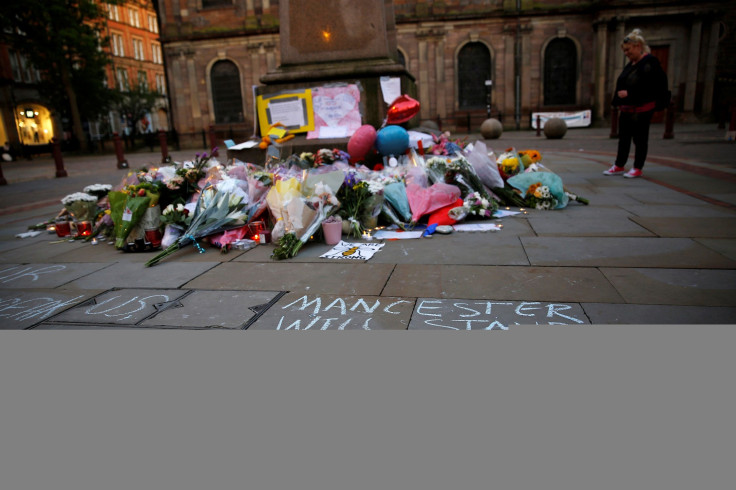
[157,0,733,147]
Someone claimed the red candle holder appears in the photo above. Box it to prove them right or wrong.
[76,221,93,237]
[55,220,71,237]
[145,228,162,249]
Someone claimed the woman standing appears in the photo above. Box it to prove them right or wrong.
[604,29,669,178]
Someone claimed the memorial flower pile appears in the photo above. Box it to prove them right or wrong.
[29,124,589,261]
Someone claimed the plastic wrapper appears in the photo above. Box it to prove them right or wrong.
[406,182,462,224]
[507,171,569,209]
[466,140,504,189]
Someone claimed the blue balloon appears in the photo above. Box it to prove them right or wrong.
[375,125,410,156]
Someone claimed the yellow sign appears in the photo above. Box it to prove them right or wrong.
[256,89,314,136]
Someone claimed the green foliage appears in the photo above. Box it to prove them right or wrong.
[111,82,163,130]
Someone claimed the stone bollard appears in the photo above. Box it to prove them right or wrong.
[113,132,129,169]
[536,115,542,137]
[52,139,68,178]
[0,158,7,185]
[208,126,219,156]
[480,118,503,139]
[159,130,169,163]
[543,117,567,139]
[663,103,675,140]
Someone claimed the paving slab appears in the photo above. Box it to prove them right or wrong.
[521,237,736,268]
[248,292,414,330]
[623,188,718,206]
[629,217,736,238]
[407,298,590,330]
[600,268,736,307]
[61,261,219,289]
[708,193,736,206]
[527,216,654,237]
[693,238,736,261]
[370,233,530,265]
[0,236,90,263]
[617,203,736,218]
[0,288,102,329]
[48,288,190,325]
[0,263,112,289]
[184,261,395,296]
[140,290,281,329]
[582,303,736,324]
[382,264,624,302]
[30,323,142,330]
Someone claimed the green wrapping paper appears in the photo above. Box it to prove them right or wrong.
[109,191,152,248]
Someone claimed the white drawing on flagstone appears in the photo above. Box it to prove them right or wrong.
[0,265,67,283]
[0,294,85,322]
[82,294,171,321]
[415,300,586,330]
[274,295,412,330]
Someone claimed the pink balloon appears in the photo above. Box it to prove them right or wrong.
[386,95,421,124]
[347,124,377,163]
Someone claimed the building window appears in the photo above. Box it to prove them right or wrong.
[457,42,491,110]
[156,73,166,94]
[116,67,129,91]
[544,38,577,106]
[128,7,140,28]
[132,38,145,60]
[8,50,23,81]
[151,43,162,64]
[210,60,244,124]
[108,4,120,22]
[397,49,406,67]
[111,32,124,57]
[138,71,148,90]
[148,14,158,33]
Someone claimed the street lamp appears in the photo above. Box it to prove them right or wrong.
[485,80,493,118]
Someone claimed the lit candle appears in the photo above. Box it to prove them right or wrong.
[91,238,99,245]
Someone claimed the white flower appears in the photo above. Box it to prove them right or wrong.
[176,203,185,212]
[61,192,98,205]
[163,204,174,215]
[481,198,489,208]
[182,161,194,169]
[83,184,112,193]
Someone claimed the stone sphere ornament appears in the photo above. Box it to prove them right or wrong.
[543,117,568,139]
[375,125,410,156]
[480,118,503,139]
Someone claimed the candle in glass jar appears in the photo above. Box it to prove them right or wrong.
[55,221,71,237]
[76,221,93,237]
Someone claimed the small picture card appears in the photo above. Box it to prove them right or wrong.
[122,207,133,222]
[321,241,385,260]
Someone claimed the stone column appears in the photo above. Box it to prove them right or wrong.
[594,21,609,121]
[503,26,516,125]
[435,36,446,121]
[186,50,203,127]
[683,19,703,113]
[700,18,719,115]
[417,37,429,120]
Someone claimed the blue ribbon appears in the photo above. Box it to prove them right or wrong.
[185,234,206,254]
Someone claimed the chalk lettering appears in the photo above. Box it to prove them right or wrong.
[383,300,412,314]
[454,302,481,317]
[282,295,322,315]
[0,295,85,322]
[350,298,381,314]
[515,302,542,317]
[0,265,67,284]
[480,301,514,314]
[423,318,455,329]
[84,294,170,321]
[318,317,340,330]
[416,299,443,317]
[546,304,585,324]
[324,298,347,315]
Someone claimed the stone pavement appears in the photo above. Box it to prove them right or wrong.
[1,123,735,329]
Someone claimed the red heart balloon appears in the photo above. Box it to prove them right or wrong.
[386,95,420,124]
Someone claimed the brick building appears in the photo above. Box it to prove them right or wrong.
[157,0,732,148]
[0,1,167,154]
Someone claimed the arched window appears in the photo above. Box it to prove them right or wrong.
[210,60,244,124]
[544,38,577,106]
[397,49,406,67]
[457,42,491,110]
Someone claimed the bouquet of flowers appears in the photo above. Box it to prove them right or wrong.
[61,192,100,222]
[496,148,524,180]
[271,182,340,260]
[425,155,497,215]
[336,172,373,237]
[145,186,247,267]
[160,201,191,227]
[82,184,113,200]
[461,191,495,219]
[524,183,559,210]
[429,131,467,156]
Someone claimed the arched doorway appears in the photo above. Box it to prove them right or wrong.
[15,103,54,145]
[544,38,577,106]
[457,42,491,110]
[210,60,244,124]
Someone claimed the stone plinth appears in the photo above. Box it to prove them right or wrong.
[258,0,416,132]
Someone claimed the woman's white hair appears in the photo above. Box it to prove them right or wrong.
[622,28,651,54]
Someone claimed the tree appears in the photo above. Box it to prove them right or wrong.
[112,82,162,135]
[0,0,118,152]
